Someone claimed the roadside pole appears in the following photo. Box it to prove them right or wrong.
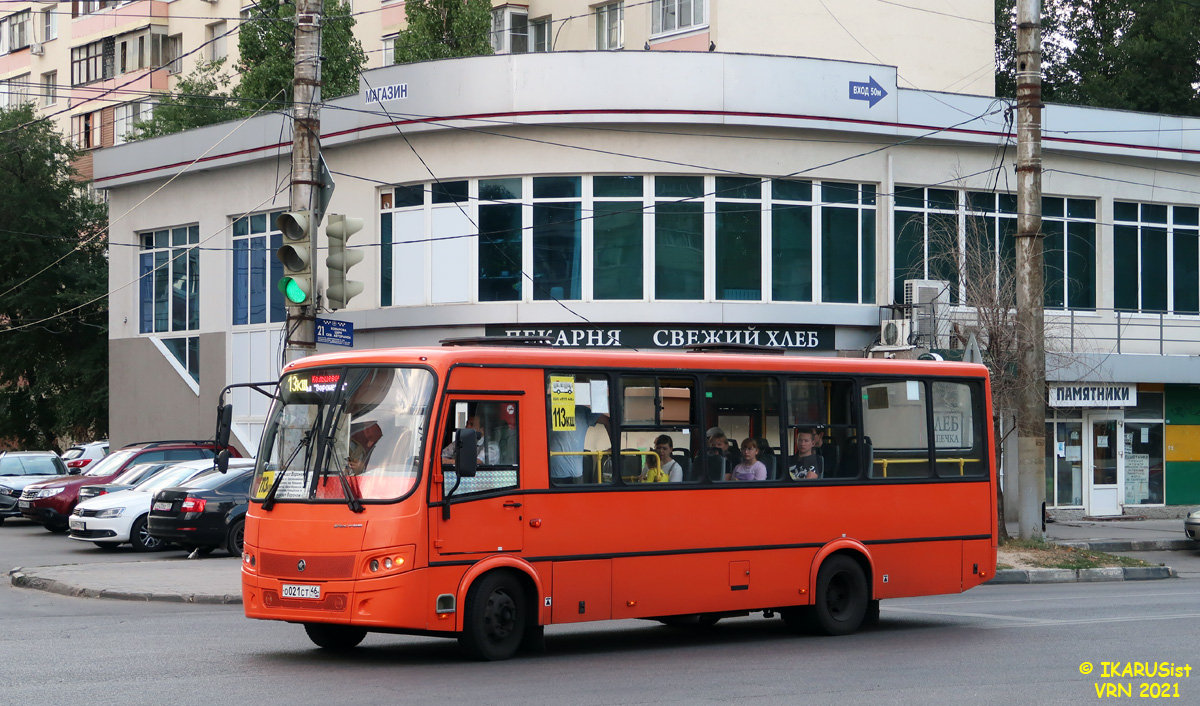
[1015,0,1046,538]
[284,0,324,363]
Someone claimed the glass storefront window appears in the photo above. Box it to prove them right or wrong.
[594,201,643,299]
[1045,420,1084,507]
[380,175,878,306]
[1124,421,1163,505]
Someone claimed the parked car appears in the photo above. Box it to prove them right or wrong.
[61,441,110,472]
[20,440,240,533]
[78,461,173,502]
[0,452,70,525]
[68,459,234,551]
[148,461,258,555]
[1186,508,1199,541]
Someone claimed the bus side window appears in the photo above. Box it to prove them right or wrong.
[702,375,781,481]
[443,400,519,495]
[785,378,858,480]
[932,381,985,477]
[862,380,930,479]
[620,375,698,484]
[547,373,612,486]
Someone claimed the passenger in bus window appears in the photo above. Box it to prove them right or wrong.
[639,434,682,483]
[789,427,823,480]
[729,438,767,481]
[441,412,501,465]
[706,427,740,476]
[550,407,609,484]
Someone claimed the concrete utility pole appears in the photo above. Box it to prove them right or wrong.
[284,0,324,363]
[1015,0,1046,539]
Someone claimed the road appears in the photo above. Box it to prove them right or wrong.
[3,519,1198,706]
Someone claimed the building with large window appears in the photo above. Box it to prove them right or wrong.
[96,45,1200,520]
[1,1,991,178]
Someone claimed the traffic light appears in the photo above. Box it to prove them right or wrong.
[326,214,365,310]
[275,211,313,306]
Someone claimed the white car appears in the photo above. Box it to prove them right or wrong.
[68,459,253,551]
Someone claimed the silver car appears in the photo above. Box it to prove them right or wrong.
[0,452,70,524]
[1186,508,1199,541]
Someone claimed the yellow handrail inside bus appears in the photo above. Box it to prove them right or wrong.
[872,457,980,477]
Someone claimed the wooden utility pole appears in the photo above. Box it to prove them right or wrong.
[1015,0,1045,538]
[284,0,324,363]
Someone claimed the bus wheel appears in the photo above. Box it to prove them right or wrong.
[813,555,868,636]
[304,623,367,651]
[459,571,527,661]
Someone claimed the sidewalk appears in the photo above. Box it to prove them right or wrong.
[8,518,1192,603]
[990,517,1188,584]
[9,556,243,604]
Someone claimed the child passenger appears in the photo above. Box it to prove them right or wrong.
[729,438,767,481]
[639,434,682,483]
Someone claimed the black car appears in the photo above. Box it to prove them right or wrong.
[147,462,255,555]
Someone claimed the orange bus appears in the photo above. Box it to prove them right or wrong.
[236,342,996,660]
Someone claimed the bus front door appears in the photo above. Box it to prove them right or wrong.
[432,398,524,556]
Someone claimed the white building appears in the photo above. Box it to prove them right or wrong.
[94,11,1200,518]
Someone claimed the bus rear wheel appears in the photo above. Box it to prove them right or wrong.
[304,623,367,651]
[813,555,868,636]
[459,571,527,661]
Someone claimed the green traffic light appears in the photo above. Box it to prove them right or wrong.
[279,277,310,304]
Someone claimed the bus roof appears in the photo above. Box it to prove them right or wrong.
[282,345,990,379]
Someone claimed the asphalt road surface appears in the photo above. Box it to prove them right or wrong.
[3,519,1197,706]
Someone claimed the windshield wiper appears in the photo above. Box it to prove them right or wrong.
[310,372,364,514]
[262,429,313,512]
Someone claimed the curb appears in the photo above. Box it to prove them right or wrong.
[1054,539,1195,552]
[9,568,242,605]
[987,566,1175,585]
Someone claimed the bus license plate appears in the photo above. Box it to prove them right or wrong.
[281,584,321,600]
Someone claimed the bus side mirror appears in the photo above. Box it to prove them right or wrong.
[216,403,233,449]
[454,427,479,478]
[215,449,231,474]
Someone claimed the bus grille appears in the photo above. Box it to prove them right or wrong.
[259,552,355,580]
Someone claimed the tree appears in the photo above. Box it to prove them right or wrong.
[130,58,235,140]
[996,0,1200,117]
[236,0,367,107]
[0,104,109,449]
[131,0,367,140]
[900,194,1102,540]
[393,0,494,64]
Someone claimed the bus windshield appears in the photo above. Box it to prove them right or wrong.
[252,366,435,504]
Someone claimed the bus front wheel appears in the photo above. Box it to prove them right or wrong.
[459,571,527,661]
[813,555,868,636]
[304,623,367,651]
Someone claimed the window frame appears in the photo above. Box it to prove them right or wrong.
[596,2,623,51]
[651,0,708,38]
[1113,201,1200,315]
[138,224,201,335]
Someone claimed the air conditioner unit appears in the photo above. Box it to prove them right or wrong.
[904,279,950,306]
[30,43,44,56]
[879,319,912,347]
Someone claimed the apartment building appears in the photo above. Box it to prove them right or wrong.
[1,1,993,179]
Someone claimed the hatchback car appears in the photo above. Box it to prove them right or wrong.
[68,459,230,551]
[1186,508,1199,541]
[61,441,110,472]
[148,461,257,555]
[0,452,70,524]
[21,440,238,532]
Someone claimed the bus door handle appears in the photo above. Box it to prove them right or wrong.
[503,501,522,509]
